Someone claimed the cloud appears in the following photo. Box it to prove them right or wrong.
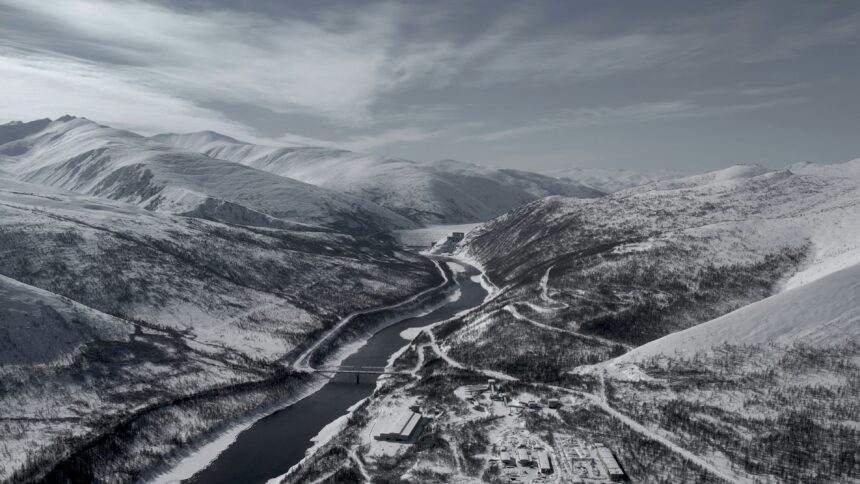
[0,0,434,126]
[340,123,482,151]
[0,0,853,160]
[0,46,274,142]
[0,0,712,131]
[472,98,804,141]
[472,33,703,85]
[737,9,860,63]
[692,83,811,97]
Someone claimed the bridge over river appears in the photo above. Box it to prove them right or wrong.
[182,259,488,484]
[310,365,410,382]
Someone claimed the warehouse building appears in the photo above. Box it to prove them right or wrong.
[374,410,422,442]
[595,445,625,481]
[516,447,532,466]
[537,451,553,474]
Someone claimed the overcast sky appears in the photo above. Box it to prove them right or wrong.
[1,0,858,173]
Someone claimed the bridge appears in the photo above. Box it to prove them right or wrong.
[310,365,410,383]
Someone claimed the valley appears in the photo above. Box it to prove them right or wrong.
[3,2,859,483]
[283,162,860,483]
[1,116,858,484]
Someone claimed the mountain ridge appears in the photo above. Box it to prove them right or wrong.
[151,130,605,225]
[0,117,417,233]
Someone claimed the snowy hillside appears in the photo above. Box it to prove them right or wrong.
[428,161,860,383]
[464,163,860,286]
[0,176,437,360]
[0,117,416,233]
[0,175,443,482]
[545,164,678,192]
[152,132,604,225]
[598,161,860,361]
[616,261,860,362]
[791,158,860,179]
[0,274,133,365]
[401,161,860,484]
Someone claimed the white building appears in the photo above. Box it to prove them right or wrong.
[374,410,422,442]
[537,451,553,474]
[595,445,625,481]
[516,447,532,466]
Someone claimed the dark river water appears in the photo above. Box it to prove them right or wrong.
[185,260,488,484]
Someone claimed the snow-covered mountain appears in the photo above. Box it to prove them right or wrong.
[588,159,860,360]
[616,261,860,362]
[0,175,441,482]
[443,161,860,354]
[544,164,678,192]
[151,131,604,225]
[0,117,417,233]
[0,273,133,365]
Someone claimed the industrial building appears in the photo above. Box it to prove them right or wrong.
[373,410,422,442]
[595,445,625,481]
[537,451,553,474]
[517,446,532,466]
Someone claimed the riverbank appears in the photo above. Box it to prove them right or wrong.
[142,258,470,483]
[270,259,490,484]
[180,259,488,483]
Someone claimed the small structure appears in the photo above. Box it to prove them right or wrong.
[595,445,625,481]
[500,451,516,467]
[450,231,465,241]
[537,451,553,474]
[527,399,542,409]
[374,410,422,442]
[516,447,532,466]
[547,398,561,409]
[463,384,488,398]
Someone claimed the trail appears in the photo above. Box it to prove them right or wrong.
[539,265,563,306]
[348,448,370,482]
[504,303,633,351]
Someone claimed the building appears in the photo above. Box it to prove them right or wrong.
[537,451,553,474]
[547,398,561,409]
[374,410,422,442]
[463,384,488,398]
[500,451,515,467]
[595,445,625,481]
[450,231,465,241]
[516,447,532,466]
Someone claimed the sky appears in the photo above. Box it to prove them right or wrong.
[0,0,858,173]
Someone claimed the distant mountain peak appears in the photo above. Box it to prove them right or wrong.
[544,164,678,192]
[153,130,604,225]
[0,118,53,146]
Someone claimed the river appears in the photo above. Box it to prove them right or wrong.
[183,260,488,484]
